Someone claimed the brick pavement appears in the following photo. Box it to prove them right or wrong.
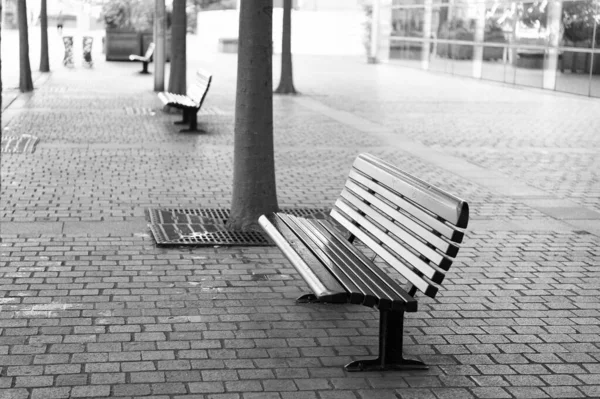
[1,39,600,398]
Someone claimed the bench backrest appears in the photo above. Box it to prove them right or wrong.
[188,69,212,107]
[330,153,469,299]
[144,42,155,59]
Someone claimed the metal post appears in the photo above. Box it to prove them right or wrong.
[422,0,433,70]
[369,0,381,63]
[588,20,597,97]
[543,0,563,90]
[472,1,485,78]
[154,0,166,92]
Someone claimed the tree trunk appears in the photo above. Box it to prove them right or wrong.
[168,0,187,94]
[18,0,34,92]
[227,0,278,232]
[275,0,296,94]
[40,0,50,72]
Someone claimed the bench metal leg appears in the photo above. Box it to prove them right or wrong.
[345,310,428,372]
[179,109,203,133]
[140,62,150,74]
[174,109,189,125]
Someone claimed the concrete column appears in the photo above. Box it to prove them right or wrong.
[370,0,392,63]
[543,0,563,90]
[422,0,433,70]
[472,1,486,78]
[369,0,381,62]
[154,0,166,92]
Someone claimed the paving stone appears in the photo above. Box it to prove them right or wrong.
[70,385,110,397]
[30,387,71,399]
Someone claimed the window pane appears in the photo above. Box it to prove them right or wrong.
[482,45,509,82]
[591,64,600,97]
[514,47,544,87]
[390,39,424,68]
[392,8,426,37]
[562,0,597,47]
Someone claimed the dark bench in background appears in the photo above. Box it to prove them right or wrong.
[259,153,469,372]
[158,69,212,133]
[129,42,155,74]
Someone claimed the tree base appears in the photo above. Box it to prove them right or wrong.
[274,84,298,95]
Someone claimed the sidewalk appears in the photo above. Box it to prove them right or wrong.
[1,44,599,399]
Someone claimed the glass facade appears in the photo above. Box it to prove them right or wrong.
[390,0,600,98]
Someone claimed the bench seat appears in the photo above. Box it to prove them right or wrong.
[158,69,212,132]
[262,213,418,312]
[129,42,155,74]
[259,153,469,372]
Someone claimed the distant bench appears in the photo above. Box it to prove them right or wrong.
[259,153,469,372]
[158,69,212,133]
[129,42,155,74]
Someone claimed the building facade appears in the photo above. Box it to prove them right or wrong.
[385,0,600,97]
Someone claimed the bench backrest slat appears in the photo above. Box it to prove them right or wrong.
[188,69,212,106]
[353,155,469,228]
[335,199,445,283]
[348,170,464,243]
[144,42,155,59]
[331,153,469,299]
[339,186,453,269]
[342,180,459,258]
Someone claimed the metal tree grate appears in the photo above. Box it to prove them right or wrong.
[146,207,333,247]
[1,135,40,154]
[125,107,155,116]
[198,106,229,116]
[149,223,271,246]
[147,208,330,225]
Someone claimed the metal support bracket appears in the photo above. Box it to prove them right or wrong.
[345,309,428,372]
[296,293,319,304]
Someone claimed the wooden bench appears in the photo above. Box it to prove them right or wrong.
[129,42,155,74]
[157,69,212,133]
[259,153,469,372]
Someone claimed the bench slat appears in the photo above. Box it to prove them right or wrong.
[344,178,459,256]
[310,219,418,312]
[340,184,455,268]
[280,214,368,306]
[353,154,469,229]
[331,208,439,298]
[292,216,383,309]
[335,199,445,284]
[347,170,464,243]
[258,214,348,303]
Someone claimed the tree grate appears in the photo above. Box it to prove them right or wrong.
[146,207,330,225]
[149,223,272,246]
[1,135,40,154]
[125,107,155,115]
[146,207,333,247]
[198,106,229,116]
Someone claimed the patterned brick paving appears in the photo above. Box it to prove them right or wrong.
[1,44,599,398]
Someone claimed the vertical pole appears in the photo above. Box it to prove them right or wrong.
[369,0,381,63]
[588,20,597,97]
[543,0,562,90]
[1,0,5,28]
[472,1,485,78]
[422,0,433,70]
[154,0,166,92]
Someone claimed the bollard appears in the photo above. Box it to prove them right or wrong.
[83,36,94,68]
[62,36,75,68]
